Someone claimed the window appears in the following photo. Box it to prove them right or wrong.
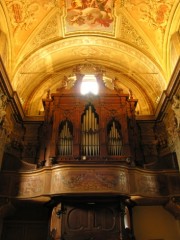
[80,75,99,95]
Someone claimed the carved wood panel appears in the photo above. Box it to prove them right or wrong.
[62,202,121,240]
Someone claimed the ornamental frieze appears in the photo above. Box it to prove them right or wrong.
[51,169,128,194]
[0,165,179,200]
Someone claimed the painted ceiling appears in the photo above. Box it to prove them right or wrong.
[0,0,180,117]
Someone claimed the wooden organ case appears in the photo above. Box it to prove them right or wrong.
[40,74,139,240]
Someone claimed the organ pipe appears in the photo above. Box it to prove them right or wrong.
[58,121,73,156]
[81,104,99,156]
[108,120,122,156]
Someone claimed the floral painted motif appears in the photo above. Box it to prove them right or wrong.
[6,0,40,30]
[125,0,173,32]
[5,0,59,31]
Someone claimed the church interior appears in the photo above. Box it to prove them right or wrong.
[0,0,180,239]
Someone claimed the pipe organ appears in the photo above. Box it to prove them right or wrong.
[40,75,139,165]
[36,75,139,239]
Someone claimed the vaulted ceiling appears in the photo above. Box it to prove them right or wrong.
[0,0,179,117]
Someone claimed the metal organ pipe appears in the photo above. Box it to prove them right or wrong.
[81,105,99,156]
[108,121,122,156]
[58,121,72,156]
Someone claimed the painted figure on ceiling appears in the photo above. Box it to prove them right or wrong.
[66,0,114,28]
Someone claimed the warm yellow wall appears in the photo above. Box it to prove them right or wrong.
[133,206,180,240]
[170,32,180,74]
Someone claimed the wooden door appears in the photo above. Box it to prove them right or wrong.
[62,202,121,240]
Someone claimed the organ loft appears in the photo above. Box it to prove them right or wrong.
[37,67,139,240]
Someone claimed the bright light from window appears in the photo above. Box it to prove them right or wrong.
[80,75,99,95]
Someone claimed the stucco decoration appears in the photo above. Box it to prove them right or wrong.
[25,13,61,54]
[120,15,149,50]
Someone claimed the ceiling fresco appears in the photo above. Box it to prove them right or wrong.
[0,0,179,117]
[65,0,115,33]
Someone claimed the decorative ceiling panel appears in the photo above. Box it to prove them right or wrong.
[64,0,115,35]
